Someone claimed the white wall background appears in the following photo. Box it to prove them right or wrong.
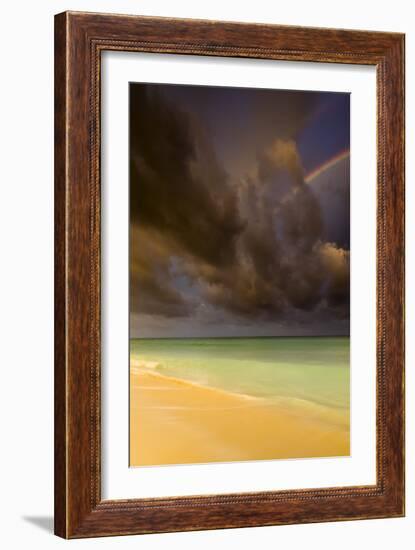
[0,1,412,548]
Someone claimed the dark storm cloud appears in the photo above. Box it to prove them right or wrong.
[130,85,244,269]
[129,84,350,329]
[197,138,348,320]
[130,226,191,318]
[319,242,350,316]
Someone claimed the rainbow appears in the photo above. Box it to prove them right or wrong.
[305,149,350,184]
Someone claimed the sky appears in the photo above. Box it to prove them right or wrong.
[129,83,350,338]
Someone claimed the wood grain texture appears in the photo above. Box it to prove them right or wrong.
[54,11,67,538]
[54,11,405,539]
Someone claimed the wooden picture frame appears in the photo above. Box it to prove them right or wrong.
[54,11,405,538]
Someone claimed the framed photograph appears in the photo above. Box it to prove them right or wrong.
[54,11,405,538]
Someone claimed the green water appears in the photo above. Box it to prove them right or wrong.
[130,337,350,412]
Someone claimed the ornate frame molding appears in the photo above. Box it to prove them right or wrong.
[55,11,405,538]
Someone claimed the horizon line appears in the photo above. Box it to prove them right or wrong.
[130,334,350,340]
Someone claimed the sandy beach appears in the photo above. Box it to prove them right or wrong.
[130,368,350,467]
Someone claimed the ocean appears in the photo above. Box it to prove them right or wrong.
[130,336,350,415]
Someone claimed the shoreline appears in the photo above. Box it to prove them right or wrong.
[131,365,349,418]
[131,364,262,402]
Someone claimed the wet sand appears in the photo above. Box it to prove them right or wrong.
[130,368,350,467]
